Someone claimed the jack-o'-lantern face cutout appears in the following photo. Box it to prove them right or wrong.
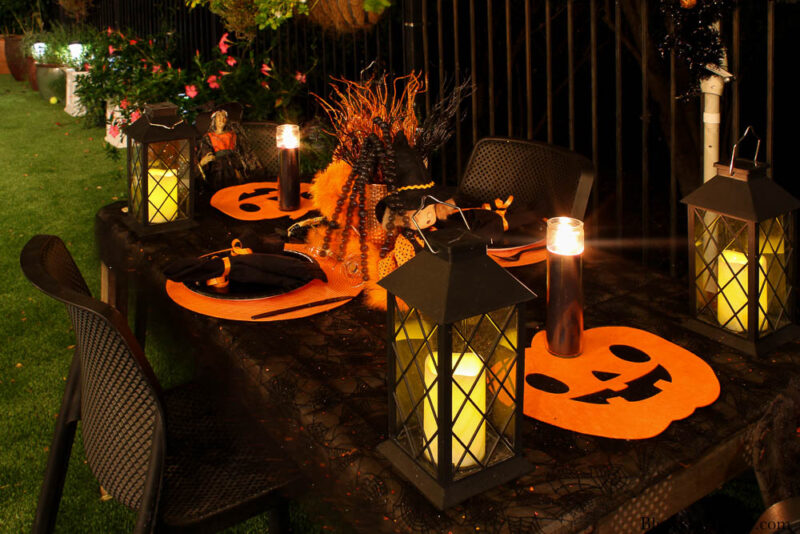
[210,181,314,221]
[524,327,719,439]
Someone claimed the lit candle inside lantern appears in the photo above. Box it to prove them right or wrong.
[147,169,179,224]
[717,250,767,332]
[276,124,300,211]
[423,352,486,468]
[546,217,585,356]
[32,42,46,60]
[68,43,83,62]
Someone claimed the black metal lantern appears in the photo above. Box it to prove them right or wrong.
[377,227,536,509]
[126,102,198,234]
[682,151,800,356]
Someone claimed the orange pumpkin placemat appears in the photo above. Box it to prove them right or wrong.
[524,326,720,439]
[166,243,363,321]
[210,181,315,221]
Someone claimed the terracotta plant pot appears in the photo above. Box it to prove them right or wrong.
[307,0,382,33]
[0,37,10,74]
[36,64,66,102]
[4,35,26,81]
[27,56,39,91]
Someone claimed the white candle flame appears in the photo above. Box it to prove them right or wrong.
[547,217,584,255]
[276,124,300,149]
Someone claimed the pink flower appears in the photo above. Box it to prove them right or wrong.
[207,75,220,89]
[218,32,232,55]
[294,71,307,83]
[152,64,162,73]
[195,49,200,57]
[167,61,172,69]
[108,124,120,138]
[106,27,113,36]
[84,63,91,70]
[226,56,237,67]
[120,98,129,110]
[218,70,231,76]
[260,81,270,89]
[129,39,137,45]
[260,62,271,76]
[185,85,198,98]
[130,110,142,122]
[108,45,116,55]
[148,39,153,47]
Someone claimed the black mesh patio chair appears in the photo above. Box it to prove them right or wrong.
[458,137,595,220]
[20,235,302,534]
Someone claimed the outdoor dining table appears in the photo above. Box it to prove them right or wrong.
[94,200,800,534]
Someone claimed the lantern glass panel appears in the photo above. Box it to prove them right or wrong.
[758,215,794,333]
[130,142,144,221]
[448,306,518,479]
[391,299,440,477]
[145,140,192,224]
[694,208,759,333]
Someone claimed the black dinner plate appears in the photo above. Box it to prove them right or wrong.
[183,250,315,300]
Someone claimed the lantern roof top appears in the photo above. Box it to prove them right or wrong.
[681,159,800,222]
[378,228,537,323]
[126,102,198,143]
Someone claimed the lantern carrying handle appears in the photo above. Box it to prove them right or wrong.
[143,115,186,130]
[411,195,471,254]
[729,126,761,174]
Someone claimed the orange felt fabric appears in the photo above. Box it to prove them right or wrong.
[210,181,314,221]
[206,130,236,151]
[524,326,720,439]
[489,245,547,268]
[165,243,363,321]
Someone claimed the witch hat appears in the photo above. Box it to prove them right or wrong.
[375,132,454,222]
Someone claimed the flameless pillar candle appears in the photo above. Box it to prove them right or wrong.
[276,124,300,211]
[147,169,179,224]
[717,250,768,332]
[423,352,486,468]
[546,217,585,356]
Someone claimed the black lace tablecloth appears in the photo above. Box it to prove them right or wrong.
[95,201,800,534]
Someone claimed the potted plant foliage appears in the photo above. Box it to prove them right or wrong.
[76,27,188,148]
[187,0,391,38]
[185,32,311,175]
[23,24,76,103]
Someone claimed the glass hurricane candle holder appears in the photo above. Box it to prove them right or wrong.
[546,217,585,357]
[276,124,300,211]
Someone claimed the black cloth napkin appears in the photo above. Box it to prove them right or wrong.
[164,253,327,289]
[441,205,546,247]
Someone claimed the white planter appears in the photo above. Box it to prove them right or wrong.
[105,101,127,149]
[63,68,88,117]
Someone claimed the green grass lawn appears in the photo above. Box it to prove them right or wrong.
[0,74,290,533]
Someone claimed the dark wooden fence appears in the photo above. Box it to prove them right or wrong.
[81,0,795,275]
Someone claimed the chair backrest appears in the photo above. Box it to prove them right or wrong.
[458,137,595,220]
[20,235,165,512]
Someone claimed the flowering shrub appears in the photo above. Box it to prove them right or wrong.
[75,27,186,127]
[184,32,309,123]
[75,27,311,143]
